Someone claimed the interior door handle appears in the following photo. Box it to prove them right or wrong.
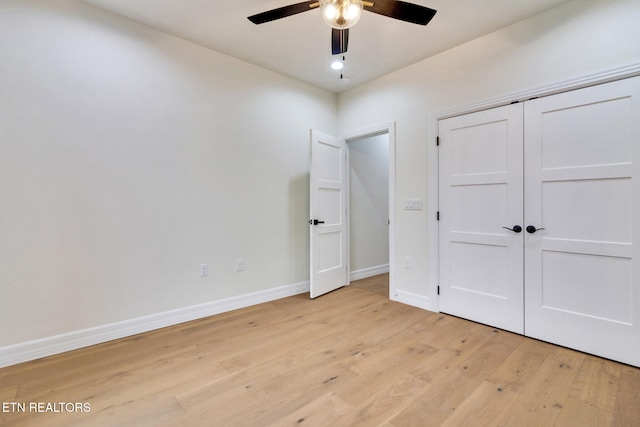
[526,225,545,233]
[502,225,522,233]
[309,219,325,225]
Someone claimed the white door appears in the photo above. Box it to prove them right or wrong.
[438,104,525,334]
[310,130,348,298]
[524,76,640,366]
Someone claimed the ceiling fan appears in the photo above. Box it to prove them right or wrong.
[248,0,437,55]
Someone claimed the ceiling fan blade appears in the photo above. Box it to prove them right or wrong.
[332,28,349,55]
[248,1,318,24]
[364,0,436,25]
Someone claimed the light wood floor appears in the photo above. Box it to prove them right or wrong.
[1,274,639,426]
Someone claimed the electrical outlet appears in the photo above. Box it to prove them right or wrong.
[403,257,412,269]
[235,258,244,272]
[200,264,208,277]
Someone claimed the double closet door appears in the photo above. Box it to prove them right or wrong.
[438,76,640,367]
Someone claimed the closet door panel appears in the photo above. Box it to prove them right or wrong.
[439,103,524,334]
[524,76,640,367]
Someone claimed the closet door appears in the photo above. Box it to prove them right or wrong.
[524,76,640,366]
[439,104,524,334]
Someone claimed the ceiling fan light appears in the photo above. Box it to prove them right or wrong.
[323,4,338,20]
[320,0,363,29]
[344,3,360,20]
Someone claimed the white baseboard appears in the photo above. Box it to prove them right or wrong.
[350,264,389,282]
[392,289,437,313]
[0,281,310,369]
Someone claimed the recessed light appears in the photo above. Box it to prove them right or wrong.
[331,60,344,70]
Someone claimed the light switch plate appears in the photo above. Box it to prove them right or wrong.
[404,198,422,210]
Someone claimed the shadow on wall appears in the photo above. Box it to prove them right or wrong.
[291,172,310,283]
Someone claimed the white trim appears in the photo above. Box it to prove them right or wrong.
[427,63,640,313]
[0,281,309,368]
[428,115,440,314]
[345,139,351,284]
[350,264,390,281]
[342,122,396,300]
[435,63,640,121]
[393,289,435,312]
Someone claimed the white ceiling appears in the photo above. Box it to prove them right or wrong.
[80,0,573,93]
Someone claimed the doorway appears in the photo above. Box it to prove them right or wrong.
[348,133,390,286]
[309,123,396,299]
[344,122,395,299]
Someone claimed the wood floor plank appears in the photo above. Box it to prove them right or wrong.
[612,365,640,427]
[408,326,498,385]
[335,336,437,406]
[80,394,185,427]
[266,392,352,427]
[349,320,439,373]
[241,356,356,404]
[568,355,621,412]
[0,385,17,401]
[439,380,519,427]
[216,363,357,426]
[172,327,362,416]
[1,274,639,427]
[6,325,201,402]
[554,397,613,427]
[11,349,225,426]
[486,338,554,393]
[197,291,387,367]
[333,373,429,426]
[350,273,390,298]
[167,381,262,426]
[412,313,479,350]
[388,366,479,427]
[494,346,586,427]
[216,320,334,373]
[389,330,523,427]
[15,343,208,400]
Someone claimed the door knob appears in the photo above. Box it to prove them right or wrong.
[526,225,545,233]
[309,219,325,225]
[502,225,522,233]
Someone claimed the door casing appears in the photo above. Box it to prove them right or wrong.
[342,122,396,299]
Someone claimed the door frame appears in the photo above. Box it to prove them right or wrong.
[342,122,396,299]
[428,64,640,312]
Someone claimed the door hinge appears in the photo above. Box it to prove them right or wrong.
[436,136,440,146]
[437,285,440,295]
[437,211,440,221]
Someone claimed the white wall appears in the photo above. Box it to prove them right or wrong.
[349,134,389,273]
[0,0,336,349]
[337,0,640,308]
